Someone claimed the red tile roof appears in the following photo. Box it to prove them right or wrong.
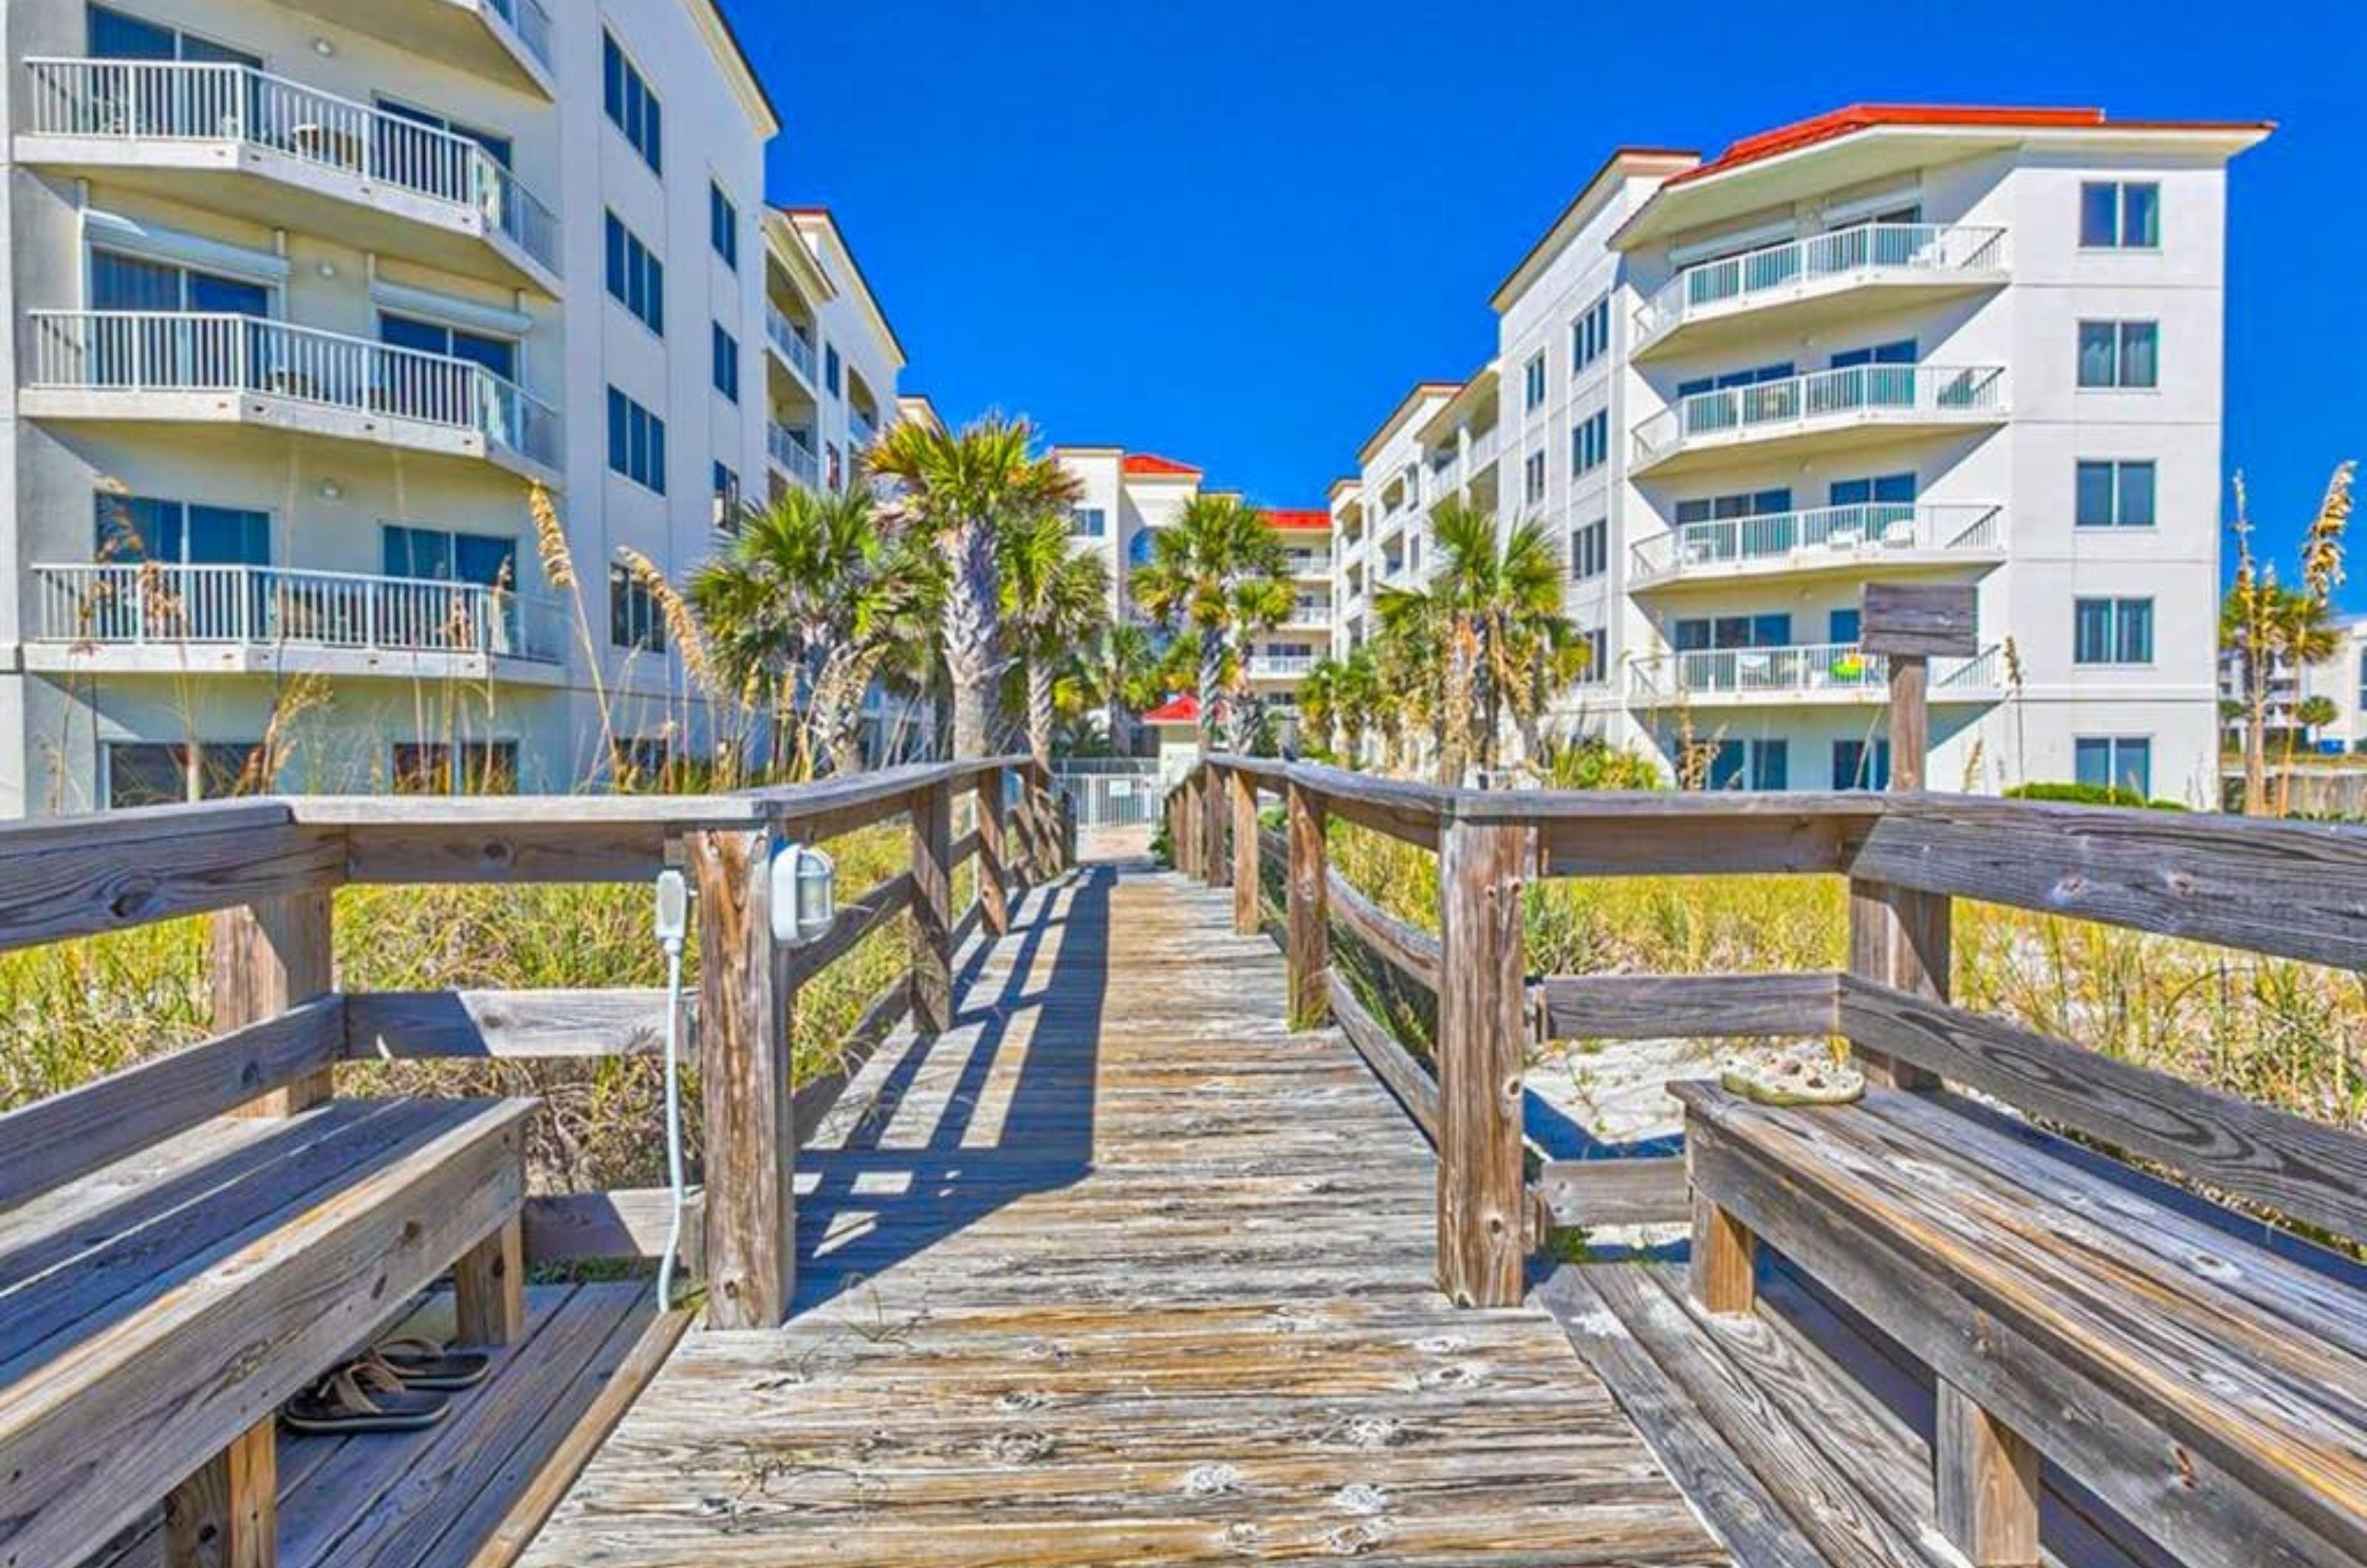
[1667,104,2271,187]
[1142,695,1200,724]
[1122,453,1202,478]
[1264,509,1331,532]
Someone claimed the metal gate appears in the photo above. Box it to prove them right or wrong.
[1052,760,1167,829]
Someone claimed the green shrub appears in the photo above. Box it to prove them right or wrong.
[2005,782,2188,811]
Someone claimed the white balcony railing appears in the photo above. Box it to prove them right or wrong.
[1283,550,1328,576]
[485,0,555,70]
[1465,425,1500,476]
[33,562,565,662]
[24,59,558,274]
[1629,641,2002,702]
[26,311,559,468]
[1632,364,2006,468]
[1630,502,2004,584]
[848,408,880,450]
[1249,653,1318,677]
[1634,222,2008,349]
[764,303,818,385]
[767,422,820,487]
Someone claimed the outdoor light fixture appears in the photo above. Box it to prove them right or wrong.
[769,841,837,946]
[317,479,342,501]
[312,37,336,56]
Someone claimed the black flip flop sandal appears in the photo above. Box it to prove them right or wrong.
[373,1336,495,1390]
[283,1363,449,1434]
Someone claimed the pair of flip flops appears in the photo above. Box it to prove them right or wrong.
[1718,1045,1867,1107]
[283,1338,493,1434]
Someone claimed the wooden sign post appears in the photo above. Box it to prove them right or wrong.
[1860,583,1977,793]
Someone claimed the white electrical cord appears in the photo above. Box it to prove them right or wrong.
[653,871,690,1312]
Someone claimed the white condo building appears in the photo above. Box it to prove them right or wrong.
[1337,104,2270,802]
[0,0,914,813]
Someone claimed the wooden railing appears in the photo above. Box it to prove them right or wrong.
[0,755,1070,1330]
[1166,754,2367,1309]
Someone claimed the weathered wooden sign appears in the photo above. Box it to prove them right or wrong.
[1860,583,1978,658]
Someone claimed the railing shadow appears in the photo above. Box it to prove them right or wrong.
[789,865,1113,1312]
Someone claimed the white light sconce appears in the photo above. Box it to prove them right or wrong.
[317,479,342,501]
[769,841,837,946]
[312,38,336,56]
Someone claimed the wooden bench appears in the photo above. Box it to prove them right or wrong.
[1674,1078,2367,1568]
[0,1092,533,1567]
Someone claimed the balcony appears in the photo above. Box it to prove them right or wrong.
[23,311,560,480]
[1283,550,1329,580]
[1628,641,2003,706]
[1632,223,2008,359]
[1631,363,2006,478]
[27,562,567,680]
[1286,596,1331,628]
[1248,653,1318,679]
[767,422,820,488]
[1629,502,2005,590]
[764,304,819,389]
[19,59,558,291]
[849,408,881,451]
[250,0,553,96]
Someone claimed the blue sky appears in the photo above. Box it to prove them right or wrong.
[723,0,2366,601]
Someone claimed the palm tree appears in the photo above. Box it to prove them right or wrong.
[2224,464,2352,812]
[1373,584,1453,780]
[1075,621,1166,750]
[1429,501,1570,770]
[1295,658,1340,760]
[688,486,934,779]
[1331,643,1383,766]
[867,415,1081,760]
[1132,496,1293,757]
[999,507,1111,769]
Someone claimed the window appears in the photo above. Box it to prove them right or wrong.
[1674,613,1791,652]
[1524,352,1547,413]
[393,742,518,796]
[2074,597,2155,664]
[1571,294,1612,374]
[95,495,269,565]
[2078,320,2159,388]
[712,462,741,529]
[1523,450,1547,505]
[1070,507,1107,538]
[1833,738,1892,791]
[1570,410,1610,478]
[1706,739,1789,791]
[609,561,666,651]
[824,344,842,398]
[606,388,667,493]
[2075,736,2152,797]
[712,322,740,402]
[709,180,738,269]
[382,524,514,588]
[106,741,263,808]
[1829,339,1916,369]
[1570,518,1607,581]
[601,31,661,174]
[613,737,671,786]
[377,98,511,183]
[379,312,516,382]
[1576,625,1608,684]
[2076,460,2158,527]
[825,443,843,493]
[1675,489,1793,525]
[2079,181,2160,249]
[1828,473,1917,508]
[604,212,663,336]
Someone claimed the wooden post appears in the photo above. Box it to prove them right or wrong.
[453,1212,526,1345]
[1435,814,1527,1308]
[1203,765,1229,888]
[911,781,954,1035]
[692,828,795,1331]
[1689,1192,1757,1316]
[1285,778,1328,1030]
[1861,581,1976,795]
[1175,772,1198,876]
[164,1415,274,1568]
[213,889,334,1116]
[1230,769,1259,935]
[1937,1381,2042,1566]
[975,771,1009,938]
[1888,654,1930,791]
[1847,879,1948,1090]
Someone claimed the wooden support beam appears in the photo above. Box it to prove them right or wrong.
[1689,1192,1757,1316]
[1434,815,1526,1308]
[1285,778,1329,1030]
[1888,655,1930,791]
[1230,768,1260,934]
[1203,766,1229,888]
[1936,1381,2042,1567]
[974,772,1009,938]
[1847,879,1948,1090]
[452,1213,526,1346]
[164,1414,275,1568]
[691,828,794,1331]
[911,781,954,1035]
[214,888,335,1117]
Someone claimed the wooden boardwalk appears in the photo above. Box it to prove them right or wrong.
[521,854,1726,1566]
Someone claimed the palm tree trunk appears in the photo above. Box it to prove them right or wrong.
[1197,626,1224,757]
[1027,655,1056,771]
[944,518,1001,760]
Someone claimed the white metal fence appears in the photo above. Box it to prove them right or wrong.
[1634,222,2008,348]
[1052,761,1168,830]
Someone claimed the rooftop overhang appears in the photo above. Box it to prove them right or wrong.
[1356,382,1462,470]
[1490,149,1701,312]
[1416,363,1501,447]
[1613,115,2272,251]
[781,208,908,373]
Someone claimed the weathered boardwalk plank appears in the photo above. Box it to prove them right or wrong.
[521,856,1726,1566]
